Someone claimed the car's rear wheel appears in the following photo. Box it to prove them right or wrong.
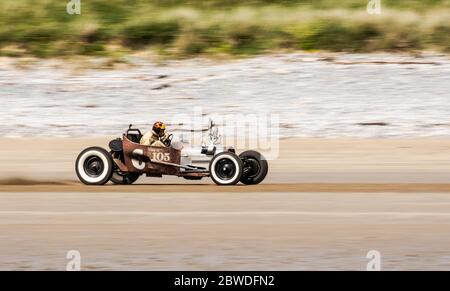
[209,152,243,185]
[239,150,268,185]
[76,147,114,185]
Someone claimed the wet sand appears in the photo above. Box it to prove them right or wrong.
[1,137,450,184]
[1,191,450,270]
[2,183,450,193]
[1,137,450,270]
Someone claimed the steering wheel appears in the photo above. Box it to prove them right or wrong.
[163,134,173,146]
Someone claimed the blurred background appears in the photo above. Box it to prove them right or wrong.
[1,0,450,139]
[0,0,449,58]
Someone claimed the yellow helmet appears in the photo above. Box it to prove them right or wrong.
[152,121,166,136]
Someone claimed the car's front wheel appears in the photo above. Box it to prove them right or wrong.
[76,147,114,185]
[209,152,243,185]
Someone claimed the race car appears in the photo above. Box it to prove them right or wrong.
[75,121,268,186]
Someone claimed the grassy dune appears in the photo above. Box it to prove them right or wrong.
[0,0,449,58]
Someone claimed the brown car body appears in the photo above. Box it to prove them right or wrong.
[113,136,208,178]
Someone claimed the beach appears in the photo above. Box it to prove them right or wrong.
[1,51,450,270]
[0,138,449,270]
[1,137,450,185]
[1,191,450,270]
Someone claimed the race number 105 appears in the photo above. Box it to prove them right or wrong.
[152,152,170,162]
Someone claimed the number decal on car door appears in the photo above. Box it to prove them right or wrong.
[152,152,170,162]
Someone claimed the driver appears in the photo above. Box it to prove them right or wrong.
[140,121,171,147]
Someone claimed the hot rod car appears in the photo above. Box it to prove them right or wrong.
[75,121,268,186]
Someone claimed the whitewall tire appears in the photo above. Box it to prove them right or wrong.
[75,147,114,185]
[209,152,243,185]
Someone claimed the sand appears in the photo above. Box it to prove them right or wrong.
[1,191,450,270]
[1,137,450,187]
[1,137,450,270]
